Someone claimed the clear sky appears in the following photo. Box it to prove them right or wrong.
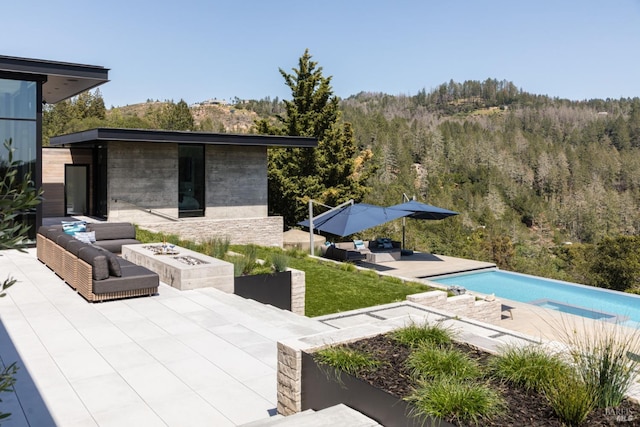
[3,0,640,107]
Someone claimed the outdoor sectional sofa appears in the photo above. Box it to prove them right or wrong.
[36,222,159,302]
[322,239,402,263]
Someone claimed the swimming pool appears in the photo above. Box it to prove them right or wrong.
[429,269,640,327]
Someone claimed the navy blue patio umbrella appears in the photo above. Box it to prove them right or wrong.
[298,203,412,237]
[387,200,459,251]
[387,200,459,220]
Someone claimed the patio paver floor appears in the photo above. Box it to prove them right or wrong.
[0,248,332,426]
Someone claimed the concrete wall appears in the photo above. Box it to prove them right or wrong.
[204,145,268,219]
[107,141,178,221]
[107,142,269,222]
[107,141,281,245]
[42,147,93,217]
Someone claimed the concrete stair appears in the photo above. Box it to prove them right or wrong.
[239,404,381,426]
[313,301,539,352]
[190,286,335,339]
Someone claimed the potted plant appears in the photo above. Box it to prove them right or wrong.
[233,247,293,311]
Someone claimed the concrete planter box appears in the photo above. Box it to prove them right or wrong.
[301,351,454,427]
[234,270,292,311]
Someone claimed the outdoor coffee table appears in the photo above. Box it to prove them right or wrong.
[121,243,234,292]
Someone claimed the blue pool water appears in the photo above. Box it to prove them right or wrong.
[430,270,640,327]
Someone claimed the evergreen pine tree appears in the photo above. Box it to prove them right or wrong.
[256,49,374,226]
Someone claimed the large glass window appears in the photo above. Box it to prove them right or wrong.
[0,77,38,241]
[0,79,37,119]
[178,144,205,217]
[0,78,37,176]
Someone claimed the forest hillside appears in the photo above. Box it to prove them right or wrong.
[329,81,640,285]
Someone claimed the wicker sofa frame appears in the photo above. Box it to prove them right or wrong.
[37,223,159,302]
[75,257,158,302]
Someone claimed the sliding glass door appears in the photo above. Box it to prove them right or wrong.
[65,164,88,215]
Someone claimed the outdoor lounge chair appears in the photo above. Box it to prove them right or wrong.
[323,242,368,262]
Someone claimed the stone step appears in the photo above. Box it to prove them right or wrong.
[193,287,332,336]
[239,413,288,426]
[239,404,381,427]
[316,302,538,353]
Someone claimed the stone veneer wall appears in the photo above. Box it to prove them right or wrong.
[289,268,305,316]
[277,320,406,415]
[406,290,502,324]
[138,216,284,247]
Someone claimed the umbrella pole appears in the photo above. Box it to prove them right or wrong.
[401,193,412,251]
[402,217,406,251]
[309,199,314,257]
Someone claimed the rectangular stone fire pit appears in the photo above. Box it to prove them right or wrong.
[121,243,233,292]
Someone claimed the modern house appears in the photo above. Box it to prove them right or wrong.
[0,55,109,240]
[45,128,317,246]
[1,54,317,247]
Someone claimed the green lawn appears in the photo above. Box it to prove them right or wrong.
[287,256,432,317]
[135,228,433,317]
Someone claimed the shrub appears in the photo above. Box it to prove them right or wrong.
[270,252,289,272]
[392,322,454,348]
[230,255,248,277]
[285,247,307,259]
[244,244,258,266]
[559,320,640,408]
[406,377,504,425]
[0,139,42,252]
[315,346,381,384]
[545,373,595,427]
[204,237,230,260]
[1,138,42,298]
[250,265,274,275]
[1,138,41,421]
[232,245,261,275]
[491,344,571,392]
[406,344,481,381]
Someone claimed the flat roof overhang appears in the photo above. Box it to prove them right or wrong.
[0,55,109,104]
[49,128,318,148]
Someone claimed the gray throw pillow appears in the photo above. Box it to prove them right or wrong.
[78,246,110,281]
[91,245,122,277]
